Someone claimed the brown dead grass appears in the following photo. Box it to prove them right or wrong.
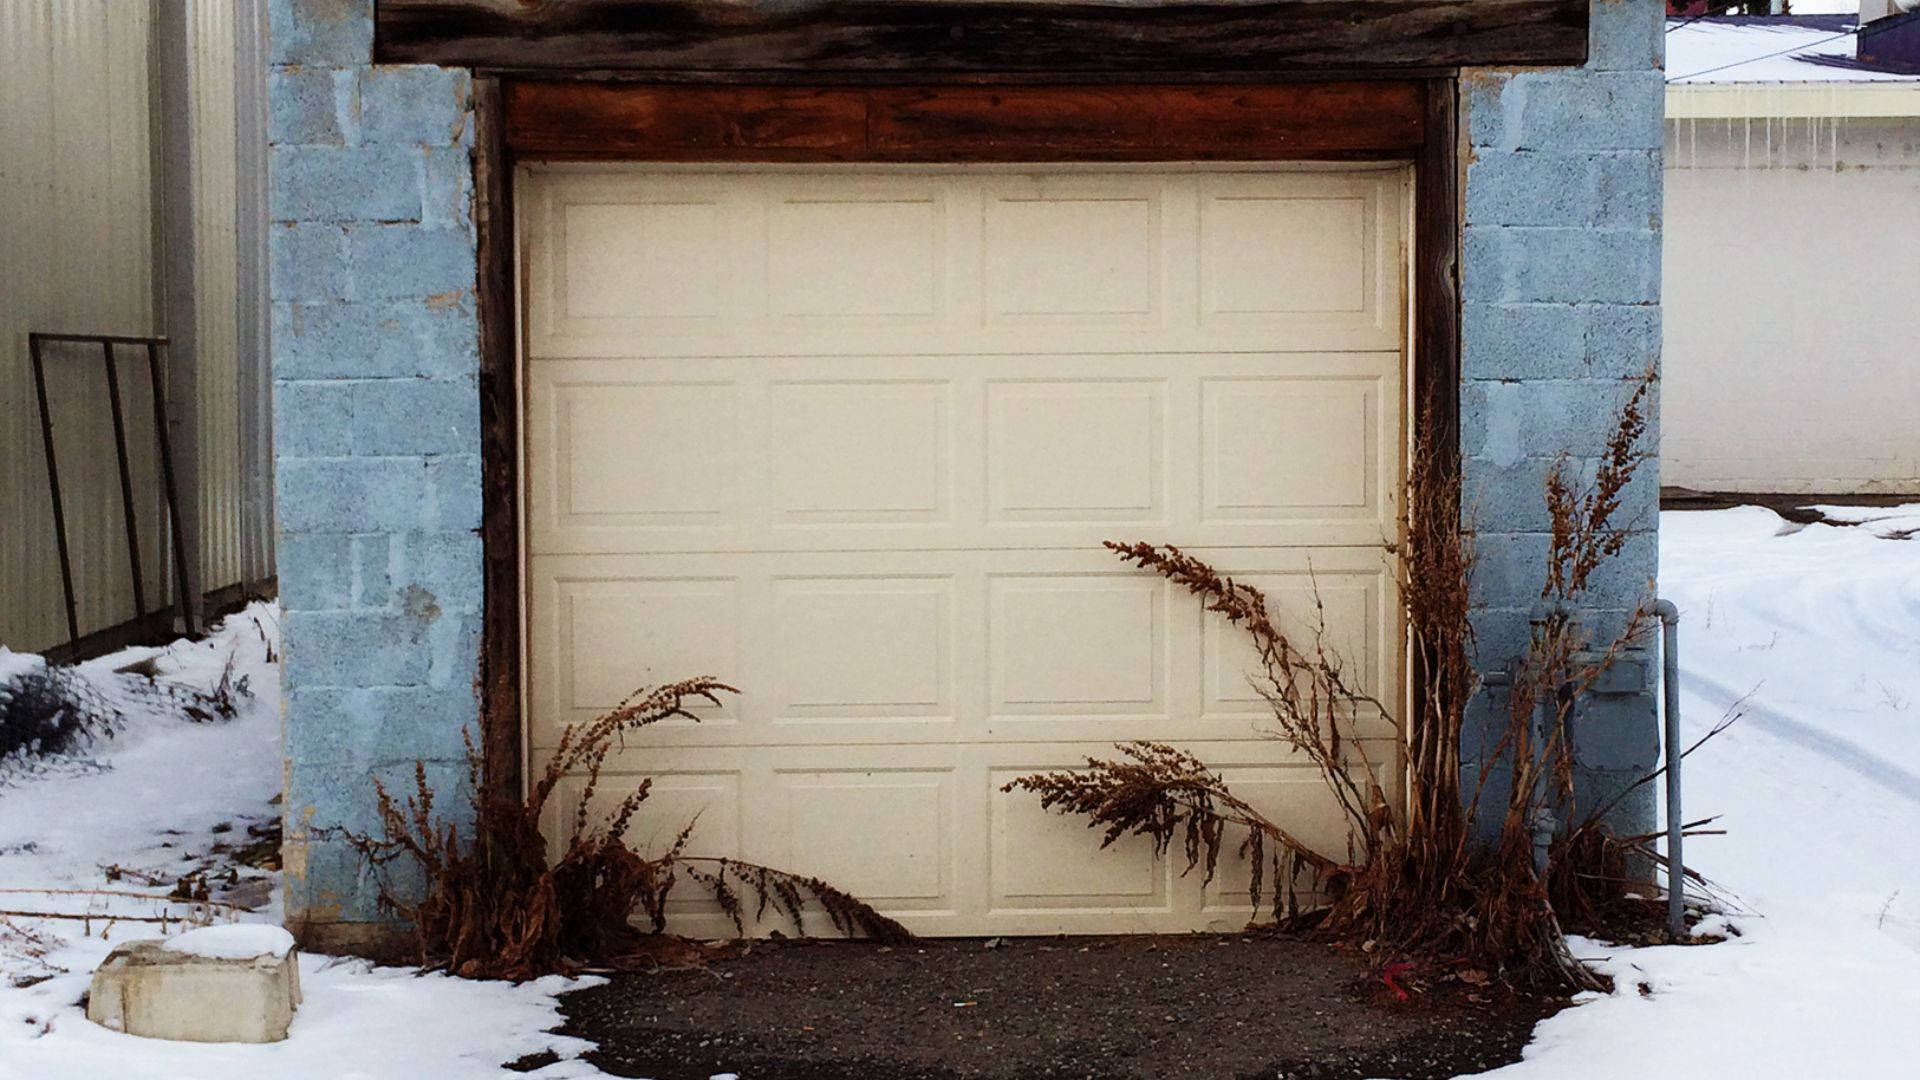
[1009,369,1662,991]
[349,678,908,981]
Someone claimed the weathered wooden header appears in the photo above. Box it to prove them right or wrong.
[503,81,1428,160]
[375,0,1588,76]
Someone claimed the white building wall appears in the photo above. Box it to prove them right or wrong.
[1664,110,1920,495]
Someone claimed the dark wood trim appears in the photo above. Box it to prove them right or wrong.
[1414,77,1461,475]
[505,81,1428,161]
[377,0,1587,75]
[1407,78,1462,746]
[473,77,525,799]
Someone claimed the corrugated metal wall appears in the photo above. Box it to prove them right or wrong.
[187,0,246,602]
[1,0,163,651]
[0,0,272,653]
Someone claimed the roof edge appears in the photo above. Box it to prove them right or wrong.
[1667,81,1920,119]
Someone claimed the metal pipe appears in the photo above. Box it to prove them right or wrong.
[1655,598,1684,940]
[100,340,149,616]
[28,333,81,644]
[1526,601,1572,877]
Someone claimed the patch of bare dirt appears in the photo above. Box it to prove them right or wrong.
[543,935,1563,1080]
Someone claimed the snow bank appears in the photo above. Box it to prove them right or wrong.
[0,605,607,1079]
[1476,507,1920,1079]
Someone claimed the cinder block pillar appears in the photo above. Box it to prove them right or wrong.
[267,0,482,943]
[1457,0,1666,839]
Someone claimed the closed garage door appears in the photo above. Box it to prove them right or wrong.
[523,163,1407,936]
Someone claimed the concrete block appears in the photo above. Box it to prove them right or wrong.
[1463,72,1515,150]
[1467,606,1535,674]
[1467,531,1552,609]
[268,224,349,300]
[88,926,300,1043]
[280,829,384,922]
[1581,530,1659,608]
[1465,227,1662,305]
[347,224,476,300]
[270,145,423,223]
[1583,304,1662,378]
[268,66,345,146]
[352,533,394,608]
[269,0,373,66]
[1574,765,1656,837]
[360,67,471,146]
[284,610,437,688]
[1592,152,1663,230]
[273,379,355,457]
[420,146,473,229]
[273,299,477,380]
[424,454,483,532]
[277,532,353,611]
[427,611,483,690]
[1459,680,1517,767]
[276,456,429,533]
[1463,455,1565,533]
[1463,378,1652,461]
[286,683,476,766]
[350,377,478,456]
[1588,0,1665,74]
[1507,70,1665,152]
[1465,150,1591,228]
[398,530,484,613]
[1462,302,1587,381]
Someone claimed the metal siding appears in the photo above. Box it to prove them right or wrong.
[0,0,264,652]
[0,0,162,650]
[189,0,244,598]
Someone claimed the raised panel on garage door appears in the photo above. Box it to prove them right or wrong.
[523,163,1408,938]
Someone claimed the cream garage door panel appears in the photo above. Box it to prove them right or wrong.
[526,352,1400,555]
[539,738,1395,938]
[528,547,1396,750]
[523,164,1408,937]
[525,166,1404,359]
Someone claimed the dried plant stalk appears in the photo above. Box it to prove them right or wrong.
[348,676,909,980]
[1010,368,1662,991]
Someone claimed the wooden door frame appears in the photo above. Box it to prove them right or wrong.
[471,77,1462,798]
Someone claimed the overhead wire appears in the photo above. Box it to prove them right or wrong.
[1666,26,1862,81]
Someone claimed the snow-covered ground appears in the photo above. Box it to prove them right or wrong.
[0,606,604,1080]
[1483,505,1920,1079]
[1,508,1915,1078]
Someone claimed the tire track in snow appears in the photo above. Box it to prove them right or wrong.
[1679,666,1920,808]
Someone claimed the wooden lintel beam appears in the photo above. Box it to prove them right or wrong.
[503,81,1427,161]
[377,0,1587,75]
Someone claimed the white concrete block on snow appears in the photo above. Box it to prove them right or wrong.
[87,924,301,1043]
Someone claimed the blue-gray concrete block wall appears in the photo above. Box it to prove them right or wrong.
[267,0,1667,932]
[1459,0,1666,837]
[269,0,481,931]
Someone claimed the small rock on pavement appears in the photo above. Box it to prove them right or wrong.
[87,924,301,1043]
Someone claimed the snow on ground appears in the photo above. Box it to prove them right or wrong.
[5,510,1918,1079]
[1478,507,1920,1079]
[0,605,604,1080]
